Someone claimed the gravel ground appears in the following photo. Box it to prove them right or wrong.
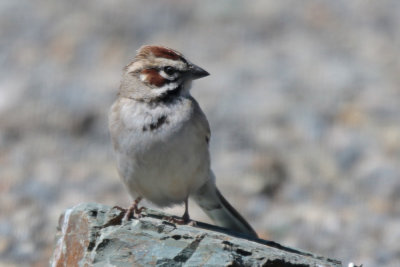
[1,1,399,266]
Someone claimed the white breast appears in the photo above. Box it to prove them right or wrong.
[109,97,210,206]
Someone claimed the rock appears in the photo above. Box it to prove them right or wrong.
[50,203,342,267]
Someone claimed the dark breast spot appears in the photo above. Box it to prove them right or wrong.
[141,69,167,87]
[142,115,169,132]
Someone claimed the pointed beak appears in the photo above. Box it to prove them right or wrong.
[189,63,209,80]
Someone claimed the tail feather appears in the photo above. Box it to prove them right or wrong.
[192,179,258,238]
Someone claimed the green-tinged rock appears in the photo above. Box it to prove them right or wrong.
[50,203,342,267]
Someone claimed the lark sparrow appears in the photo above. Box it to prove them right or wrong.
[109,45,257,238]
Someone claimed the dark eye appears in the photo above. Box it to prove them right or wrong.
[163,66,176,75]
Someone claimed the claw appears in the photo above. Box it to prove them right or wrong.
[99,197,144,228]
[98,206,126,228]
[162,215,196,226]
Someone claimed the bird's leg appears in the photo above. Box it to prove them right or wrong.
[163,197,195,226]
[182,197,190,223]
[100,197,144,228]
[123,196,144,221]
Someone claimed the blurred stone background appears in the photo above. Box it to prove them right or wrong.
[1,0,399,266]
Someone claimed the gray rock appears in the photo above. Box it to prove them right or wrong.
[50,203,342,267]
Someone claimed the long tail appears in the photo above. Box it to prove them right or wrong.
[192,177,258,238]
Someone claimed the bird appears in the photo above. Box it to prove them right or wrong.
[108,45,257,238]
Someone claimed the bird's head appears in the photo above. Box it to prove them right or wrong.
[119,45,209,101]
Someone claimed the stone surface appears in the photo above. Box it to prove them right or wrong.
[51,203,342,267]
